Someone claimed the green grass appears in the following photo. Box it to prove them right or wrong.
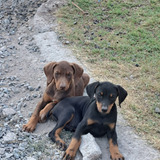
[56,0,160,149]
[58,0,160,71]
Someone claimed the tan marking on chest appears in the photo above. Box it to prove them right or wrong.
[87,119,96,125]
[108,123,115,130]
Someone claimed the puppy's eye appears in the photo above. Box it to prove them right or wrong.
[110,94,115,98]
[66,73,71,78]
[98,92,103,97]
[55,72,60,76]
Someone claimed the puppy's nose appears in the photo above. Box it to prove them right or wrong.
[60,85,66,90]
[102,106,108,113]
[102,108,107,113]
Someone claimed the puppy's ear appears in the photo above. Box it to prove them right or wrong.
[44,62,57,85]
[71,63,83,82]
[86,81,100,98]
[117,85,128,107]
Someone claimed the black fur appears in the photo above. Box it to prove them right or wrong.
[48,81,127,160]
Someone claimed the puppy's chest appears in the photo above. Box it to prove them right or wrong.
[88,117,115,129]
[95,119,113,127]
[46,85,71,100]
[86,118,114,137]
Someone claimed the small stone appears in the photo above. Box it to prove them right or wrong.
[0,148,5,155]
[0,132,4,138]
[28,86,34,91]
[13,152,20,159]
[27,156,36,160]
[5,153,13,158]
[36,86,41,91]
[12,87,20,94]
[38,151,42,156]
[130,75,134,79]
[25,95,33,101]
[0,46,7,52]
[64,41,70,44]
[17,102,23,109]
[23,103,27,107]
[2,108,16,116]
[18,41,23,45]
[135,64,139,67]
[8,76,17,81]
[155,107,160,114]
[2,87,9,94]
[18,142,27,151]
[3,132,17,143]
[32,94,37,98]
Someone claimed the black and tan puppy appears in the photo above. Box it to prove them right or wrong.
[48,81,127,160]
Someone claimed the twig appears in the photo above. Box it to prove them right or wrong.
[72,2,88,15]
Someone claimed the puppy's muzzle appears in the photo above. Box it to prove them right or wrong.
[102,106,108,113]
[59,83,66,90]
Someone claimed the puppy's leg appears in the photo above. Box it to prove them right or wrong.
[63,138,81,160]
[23,93,52,132]
[49,112,74,150]
[39,101,57,122]
[107,130,124,160]
[63,120,87,160]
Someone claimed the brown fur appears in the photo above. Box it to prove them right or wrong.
[108,123,115,130]
[63,138,81,160]
[87,118,96,125]
[109,139,124,160]
[23,61,90,132]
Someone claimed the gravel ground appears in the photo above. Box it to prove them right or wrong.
[0,0,160,160]
[0,0,68,159]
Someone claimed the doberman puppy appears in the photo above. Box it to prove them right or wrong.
[48,81,127,160]
[23,61,90,132]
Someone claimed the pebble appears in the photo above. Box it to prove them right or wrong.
[0,148,5,155]
[63,40,70,44]
[27,86,35,91]
[3,132,17,143]
[155,107,160,114]
[5,153,13,159]
[27,157,36,160]
[2,108,16,116]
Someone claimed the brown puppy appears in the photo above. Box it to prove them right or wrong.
[23,61,90,132]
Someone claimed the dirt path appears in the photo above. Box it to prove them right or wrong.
[0,0,160,160]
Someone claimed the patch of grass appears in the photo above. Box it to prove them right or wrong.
[56,0,160,150]
[28,141,46,152]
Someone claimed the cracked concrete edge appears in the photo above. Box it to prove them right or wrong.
[29,0,160,160]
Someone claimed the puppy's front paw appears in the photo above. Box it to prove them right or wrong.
[62,149,75,160]
[110,152,124,160]
[56,140,67,151]
[23,116,38,132]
